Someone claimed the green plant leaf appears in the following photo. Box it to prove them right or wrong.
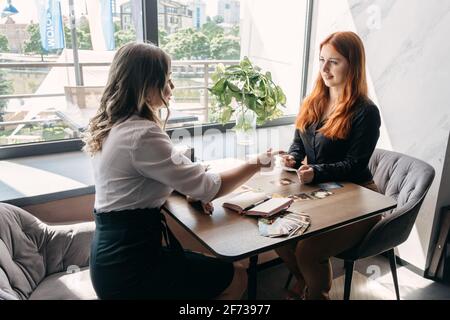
[240,56,252,69]
[220,106,234,124]
[254,84,266,98]
[276,86,287,105]
[209,78,227,95]
[208,57,286,126]
[216,63,225,74]
[227,81,241,93]
[223,92,232,106]
[244,95,257,111]
[211,64,225,82]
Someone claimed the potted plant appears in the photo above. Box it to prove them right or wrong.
[209,57,286,144]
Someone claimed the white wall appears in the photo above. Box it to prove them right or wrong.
[240,0,450,271]
[240,0,307,116]
[309,0,450,271]
[308,0,392,150]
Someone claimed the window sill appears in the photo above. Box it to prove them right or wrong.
[0,124,296,207]
[0,151,94,207]
[0,116,296,160]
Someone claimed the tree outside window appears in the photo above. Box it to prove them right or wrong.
[0,34,9,52]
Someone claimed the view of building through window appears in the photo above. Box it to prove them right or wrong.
[156,0,242,127]
[0,0,141,146]
[0,0,300,148]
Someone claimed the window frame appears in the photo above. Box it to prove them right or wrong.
[0,0,313,160]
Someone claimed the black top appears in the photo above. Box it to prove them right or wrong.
[288,98,381,184]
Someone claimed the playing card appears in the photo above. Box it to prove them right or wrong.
[308,189,333,199]
[317,182,343,190]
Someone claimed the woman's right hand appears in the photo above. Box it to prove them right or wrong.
[254,149,282,168]
[280,153,297,168]
[186,195,214,215]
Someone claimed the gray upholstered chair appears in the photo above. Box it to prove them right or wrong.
[337,149,435,300]
[0,203,97,300]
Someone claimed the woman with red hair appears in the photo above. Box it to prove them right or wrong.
[278,31,381,300]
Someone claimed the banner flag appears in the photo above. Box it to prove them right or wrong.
[86,0,115,51]
[100,0,115,50]
[35,0,65,51]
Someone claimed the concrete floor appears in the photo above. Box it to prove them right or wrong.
[254,255,450,300]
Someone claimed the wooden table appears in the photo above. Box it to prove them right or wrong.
[162,159,397,299]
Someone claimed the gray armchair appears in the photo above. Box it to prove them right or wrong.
[0,203,97,300]
[337,149,435,300]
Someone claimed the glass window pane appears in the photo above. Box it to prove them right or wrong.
[158,0,242,128]
[160,0,307,129]
[0,0,142,146]
[0,0,309,148]
[240,0,307,116]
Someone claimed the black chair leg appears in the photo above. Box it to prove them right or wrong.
[285,272,293,289]
[344,260,354,300]
[247,255,259,300]
[387,248,400,300]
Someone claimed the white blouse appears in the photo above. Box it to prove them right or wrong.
[92,115,221,213]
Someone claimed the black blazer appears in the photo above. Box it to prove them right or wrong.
[288,98,381,184]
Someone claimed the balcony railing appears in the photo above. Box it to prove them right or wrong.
[0,59,239,130]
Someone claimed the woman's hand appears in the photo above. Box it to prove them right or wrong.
[254,148,282,168]
[279,152,297,168]
[186,196,214,215]
[201,202,214,215]
[297,165,314,184]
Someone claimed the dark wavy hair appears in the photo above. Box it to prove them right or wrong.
[83,42,171,155]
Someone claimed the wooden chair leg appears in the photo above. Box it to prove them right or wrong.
[344,260,355,300]
[387,248,400,300]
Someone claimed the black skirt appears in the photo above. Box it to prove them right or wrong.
[90,208,234,300]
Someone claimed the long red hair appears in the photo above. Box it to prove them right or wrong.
[296,31,368,139]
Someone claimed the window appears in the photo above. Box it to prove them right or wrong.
[166,6,177,14]
[0,0,141,150]
[0,0,312,158]
[240,0,309,116]
[195,8,201,29]
[158,0,309,130]
[158,0,245,129]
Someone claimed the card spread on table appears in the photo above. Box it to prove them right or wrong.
[258,211,311,238]
[270,178,297,186]
[288,189,334,202]
[317,182,343,190]
[289,192,314,202]
[308,189,333,199]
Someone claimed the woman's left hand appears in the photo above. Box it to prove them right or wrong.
[297,165,314,184]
